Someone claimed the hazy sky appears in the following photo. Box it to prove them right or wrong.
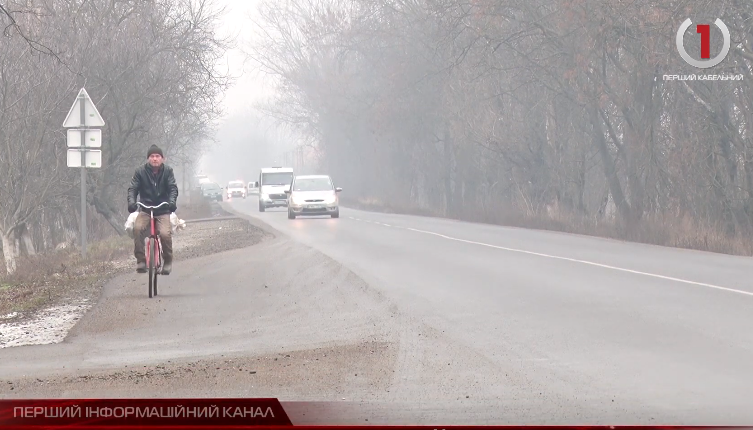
[216,0,270,117]
[196,0,293,184]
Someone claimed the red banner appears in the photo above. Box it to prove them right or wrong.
[0,398,291,428]
[0,399,748,429]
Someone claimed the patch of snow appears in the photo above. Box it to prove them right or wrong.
[1,312,18,319]
[0,303,91,348]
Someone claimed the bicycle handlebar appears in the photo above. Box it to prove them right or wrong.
[137,201,170,209]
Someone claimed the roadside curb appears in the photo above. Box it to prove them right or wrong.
[216,202,281,241]
[183,216,240,223]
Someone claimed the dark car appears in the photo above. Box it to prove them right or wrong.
[201,182,223,202]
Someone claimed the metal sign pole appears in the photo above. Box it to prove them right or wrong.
[64,88,105,259]
[79,94,87,259]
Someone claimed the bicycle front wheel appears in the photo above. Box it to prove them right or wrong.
[148,238,156,298]
[153,238,159,296]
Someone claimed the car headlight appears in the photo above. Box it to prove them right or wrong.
[292,196,305,205]
[261,193,269,200]
[324,195,337,204]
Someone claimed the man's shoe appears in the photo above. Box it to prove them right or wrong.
[161,261,172,275]
[136,261,147,273]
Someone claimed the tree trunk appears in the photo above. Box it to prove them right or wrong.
[1,229,19,275]
[91,194,126,236]
[589,106,631,222]
[41,209,50,251]
[623,125,646,227]
[706,136,736,236]
[577,149,587,214]
[18,223,36,256]
[443,127,454,217]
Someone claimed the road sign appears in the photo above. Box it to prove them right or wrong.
[67,149,102,168]
[62,88,105,128]
[64,88,105,260]
[66,129,102,148]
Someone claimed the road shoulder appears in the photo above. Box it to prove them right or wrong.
[0,205,270,349]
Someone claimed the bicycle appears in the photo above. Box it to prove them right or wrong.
[137,201,169,298]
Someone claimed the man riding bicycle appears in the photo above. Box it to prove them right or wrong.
[127,144,178,275]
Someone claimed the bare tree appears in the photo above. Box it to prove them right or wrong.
[0,0,232,274]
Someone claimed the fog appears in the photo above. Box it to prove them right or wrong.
[203,0,753,255]
[198,112,300,187]
[2,0,753,275]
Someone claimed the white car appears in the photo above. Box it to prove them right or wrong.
[285,175,341,219]
[226,181,246,199]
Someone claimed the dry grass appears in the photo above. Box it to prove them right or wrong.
[342,196,439,218]
[0,193,213,318]
[0,235,132,317]
[341,196,753,257]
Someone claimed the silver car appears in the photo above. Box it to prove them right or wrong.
[285,175,341,219]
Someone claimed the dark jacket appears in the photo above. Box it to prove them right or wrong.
[127,163,178,216]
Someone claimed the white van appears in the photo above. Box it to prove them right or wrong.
[255,167,294,212]
[226,180,247,199]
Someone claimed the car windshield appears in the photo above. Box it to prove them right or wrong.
[293,177,333,191]
[228,182,244,188]
[202,183,220,191]
[262,172,293,185]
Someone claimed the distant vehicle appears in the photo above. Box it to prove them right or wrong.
[285,174,341,219]
[200,182,222,202]
[247,181,257,193]
[194,174,211,190]
[226,180,247,199]
[255,167,294,212]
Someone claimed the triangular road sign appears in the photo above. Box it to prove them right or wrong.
[63,88,105,128]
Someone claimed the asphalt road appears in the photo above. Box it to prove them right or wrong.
[2,194,753,425]
[222,196,753,424]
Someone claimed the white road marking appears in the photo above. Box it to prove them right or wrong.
[345,216,750,296]
[347,213,748,297]
[397,226,752,297]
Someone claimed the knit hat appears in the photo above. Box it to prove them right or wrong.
[147,144,163,158]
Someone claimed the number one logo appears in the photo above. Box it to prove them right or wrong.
[697,24,710,59]
[676,18,730,68]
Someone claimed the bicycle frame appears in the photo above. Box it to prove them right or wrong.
[140,203,167,270]
[145,213,162,271]
[137,201,168,298]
